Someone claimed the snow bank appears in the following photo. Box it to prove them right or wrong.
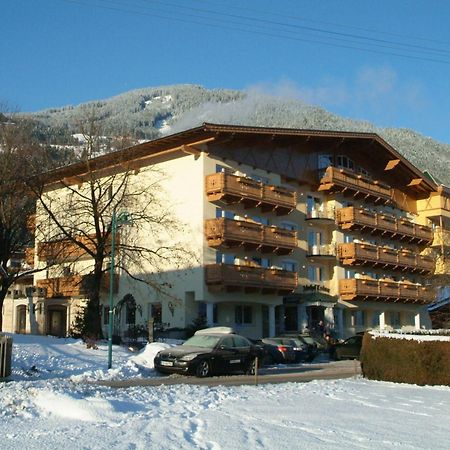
[371,330,450,342]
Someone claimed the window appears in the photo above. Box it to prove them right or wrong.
[344,234,353,243]
[216,164,226,173]
[103,306,110,325]
[147,303,162,324]
[280,221,297,231]
[390,311,401,328]
[221,336,235,347]
[125,304,136,325]
[216,252,235,264]
[345,269,355,279]
[307,196,322,216]
[307,265,324,282]
[198,302,218,323]
[318,154,333,169]
[235,305,252,324]
[371,311,380,327]
[252,257,270,268]
[234,336,250,347]
[308,230,323,247]
[337,155,355,171]
[216,208,234,220]
[281,260,297,272]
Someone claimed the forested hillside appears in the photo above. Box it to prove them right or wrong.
[26,84,450,185]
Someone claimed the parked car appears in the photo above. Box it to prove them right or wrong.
[281,333,319,362]
[329,335,363,361]
[259,338,296,364]
[267,337,312,363]
[154,327,263,377]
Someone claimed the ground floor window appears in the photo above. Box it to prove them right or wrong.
[390,311,401,328]
[351,310,365,327]
[103,306,110,325]
[371,311,380,327]
[235,305,252,325]
[198,302,218,323]
[149,303,162,324]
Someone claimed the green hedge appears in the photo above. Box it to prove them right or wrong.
[361,333,450,386]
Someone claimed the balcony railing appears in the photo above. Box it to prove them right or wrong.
[336,206,433,244]
[37,234,118,263]
[205,172,296,215]
[306,208,335,222]
[36,273,119,298]
[339,278,435,304]
[307,244,336,258]
[318,166,392,204]
[205,263,298,294]
[25,247,35,267]
[205,218,297,255]
[338,242,435,274]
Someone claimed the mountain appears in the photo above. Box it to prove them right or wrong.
[25,84,450,185]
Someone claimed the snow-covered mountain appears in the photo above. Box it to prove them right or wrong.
[25,84,450,185]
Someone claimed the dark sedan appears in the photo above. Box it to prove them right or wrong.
[154,332,263,377]
[329,335,363,361]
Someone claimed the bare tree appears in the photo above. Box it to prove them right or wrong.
[0,110,51,331]
[31,115,195,339]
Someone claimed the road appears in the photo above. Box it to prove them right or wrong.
[91,359,361,389]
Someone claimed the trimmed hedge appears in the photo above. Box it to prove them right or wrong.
[361,333,450,386]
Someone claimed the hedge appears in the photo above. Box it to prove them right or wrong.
[361,333,450,386]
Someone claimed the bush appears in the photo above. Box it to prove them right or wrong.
[361,333,450,386]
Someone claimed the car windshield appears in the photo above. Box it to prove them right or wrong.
[301,336,315,345]
[182,335,221,348]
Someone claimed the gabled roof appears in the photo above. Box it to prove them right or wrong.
[41,123,438,195]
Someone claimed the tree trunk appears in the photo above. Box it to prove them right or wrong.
[83,259,105,340]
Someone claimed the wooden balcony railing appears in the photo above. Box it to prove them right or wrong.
[205,263,298,294]
[318,166,393,204]
[25,247,35,267]
[37,234,118,263]
[339,278,435,304]
[336,206,433,244]
[36,273,119,298]
[205,172,296,215]
[205,218,297,255]
[338,242,435,274]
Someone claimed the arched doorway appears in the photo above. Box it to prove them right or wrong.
[16,305,27,334]
[46,306,67,337]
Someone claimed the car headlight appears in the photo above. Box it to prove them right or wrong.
[179,354,199,361]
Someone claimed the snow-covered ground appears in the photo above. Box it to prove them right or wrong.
[1,334,450,449]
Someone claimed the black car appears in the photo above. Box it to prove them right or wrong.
[259,338,296,364]
[263,337,308,363]
[329,335,363,361]
[154,330,263,377]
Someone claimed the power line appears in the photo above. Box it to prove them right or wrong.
[198,0,450,47]
[55,0,450,65]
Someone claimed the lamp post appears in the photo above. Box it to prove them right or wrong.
[108,210,132,370]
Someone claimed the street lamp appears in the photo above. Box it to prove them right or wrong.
[108,210,132,370]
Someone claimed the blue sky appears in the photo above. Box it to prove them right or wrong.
[1,0,450,144]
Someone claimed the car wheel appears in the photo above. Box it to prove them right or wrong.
[246,358,258,375]
[195,360,211,378]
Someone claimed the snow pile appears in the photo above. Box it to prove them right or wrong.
[371,330,450,342]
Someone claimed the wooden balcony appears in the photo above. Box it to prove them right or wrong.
[318,166,393,204]
[204,218,297,255]
[25,247,35,267]
[205,263,298,295]
[37,273,119,298]
[338,242,435,274]
[339,278,435,304]
[336,206,433,244]
[205,173,296,215]
[37,234,118,263]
